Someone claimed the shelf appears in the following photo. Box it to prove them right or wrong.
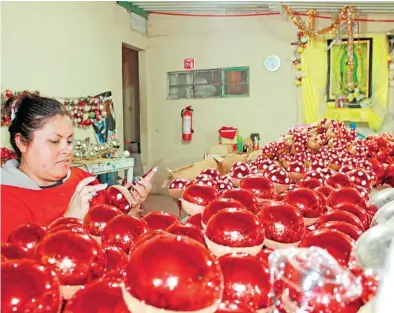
[324,107,382,131]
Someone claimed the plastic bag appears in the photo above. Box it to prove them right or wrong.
[268,247,362,313]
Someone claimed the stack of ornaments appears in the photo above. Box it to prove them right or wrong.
[166,119,394,312]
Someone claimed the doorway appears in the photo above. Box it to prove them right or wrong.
[122,45,142,176]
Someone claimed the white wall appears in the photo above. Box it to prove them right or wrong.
[1,1,147,151]
[146,15,300,170]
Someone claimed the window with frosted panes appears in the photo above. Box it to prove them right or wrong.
[167,67,249,100]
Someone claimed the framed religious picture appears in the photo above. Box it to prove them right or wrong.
[92,91,117,144]
[388,35,394,53]
[326,37,373,106]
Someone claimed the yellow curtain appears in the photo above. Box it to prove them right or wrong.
[301,38,327,124]
[301,34,389,131]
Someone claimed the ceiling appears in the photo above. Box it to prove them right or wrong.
[128,1,394,15]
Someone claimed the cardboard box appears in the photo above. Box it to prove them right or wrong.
[167,157,223,182]
[164,151,262,187]
[208,144,234,154]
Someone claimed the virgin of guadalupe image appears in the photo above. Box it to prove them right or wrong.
[339,45,359,92]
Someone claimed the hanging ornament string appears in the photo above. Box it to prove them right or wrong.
[346,6,356,91]
[284,5,349,37]
[291,32,309,87]
[1,89,108,128]
[307,9,317,40]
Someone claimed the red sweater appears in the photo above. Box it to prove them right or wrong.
[1,168,105,242]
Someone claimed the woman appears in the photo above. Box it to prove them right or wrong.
[0,92,155,241]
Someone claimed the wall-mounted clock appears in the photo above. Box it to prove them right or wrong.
[264,55,281,72]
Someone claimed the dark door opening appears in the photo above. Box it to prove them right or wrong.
[122,45,142,176]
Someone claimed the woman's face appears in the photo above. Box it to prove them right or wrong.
[18,115,74,183]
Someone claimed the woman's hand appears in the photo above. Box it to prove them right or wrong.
[64,176,108,220]
[124,167,157,207]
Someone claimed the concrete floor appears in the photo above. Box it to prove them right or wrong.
[141,194,185,218]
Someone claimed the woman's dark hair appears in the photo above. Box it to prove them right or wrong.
[2,91,71,158]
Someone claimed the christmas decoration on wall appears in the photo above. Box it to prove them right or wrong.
[346,6,356,92]
[64,96,107,127]
[1,89,113,129]
[284,5,349,37]
[291,32,309,87]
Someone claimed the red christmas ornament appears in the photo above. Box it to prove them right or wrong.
[101,214,149,253]
[166,223,206,246]
[64,278,130,313]
[7,223,46,256]
[205,208,265,257]
[257,203,305,249]
[143,211,178,231]
[2,259,62,313]
[218,253,272,311]
[181,184,219,215]
[35,230,104,286]
[220,188,260,214]
[123,233,223,312]
[83,204,123,237]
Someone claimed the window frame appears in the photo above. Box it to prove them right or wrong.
[167,67,250,100]
[221,66,250,98]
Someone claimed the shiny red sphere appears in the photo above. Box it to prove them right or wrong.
[102,246,128,272]
[48,217,83,230]
[185,213,203,230]
[129,230,167,254]
[218,253,271,311]
[331,203,369,230]
[239,175,276,200]
[326,173,354,189]
[2,259,62,313]
[347,169,372,189]
[299,229,354,267]
[106,185,133,214]
[143,211,178,230]
[83,204,123,237]
[123,233,223,311]
[202,198,245,226]
[314,185,335,198]
[298,177,323,189]
[101,214,149,253]
[7,223,46,255]
[284,188,323,219]
[318,211,364,232]
[64,278,129,313]
[303,171,326,183]
[166,223,206,245]
[1,242,28,260]
[327,188,367,210]
[47,223,86,236]
[35,230,104,285]
[318,221,363,241]
[205,208,265,247]
[257,204,305,244]
[220,189,260,214]
[182,184,219,206]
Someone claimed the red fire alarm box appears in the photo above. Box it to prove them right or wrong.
[184,58,195,70]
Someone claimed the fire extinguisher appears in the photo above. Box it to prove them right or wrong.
[181,105,194,141]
